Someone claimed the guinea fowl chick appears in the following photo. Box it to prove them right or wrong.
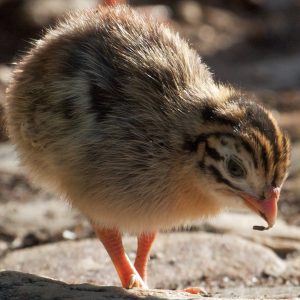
[5,6,290,291]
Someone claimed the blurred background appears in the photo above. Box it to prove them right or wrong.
[0,0,299,294]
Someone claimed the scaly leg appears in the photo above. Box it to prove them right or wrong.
[134,232,156,285]
[103,0,127,5]
[133,233,206,294]
[183,287,208,295]
[94,226,146,288]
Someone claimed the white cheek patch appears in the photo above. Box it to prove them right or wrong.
[210,138,249,187]
[205,135,268,203]
[216,191,246,210]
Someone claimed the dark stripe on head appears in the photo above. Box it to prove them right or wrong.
[182,134,207,152]
[198,160,205,170]
[232,98,280,165]
[201,105,237,128]
[182,139,200,152]
[207,165,242,191]
[272,134,290,186]
[195,134,209,145]
[249,125,275,175]
[248,130,269,173]
[281,135,287,154]
[62,36,97,77]
[239,138,258,169]
[205,143,224,161]
[271,174,277,187]
[185,131,258,168]
[261,144,269,174]
[89,83,112,122]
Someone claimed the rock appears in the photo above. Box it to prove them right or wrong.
[0,271,207,300]
[136,5,172,22]
[278,113,300,143]
[284,253,300,287]
[287,142,300,176]
[0,240,8,257]
[198,212,300,256]
[247,55,300,89]
[0,64,12,87]
[0,233,286,290]
[0,143,20,174]
[1,271,300,300]
[254,90,300,113]
[216,285,300,299]
[22,0,98,26]
[204,212,300,239]
[0,196,92,248]
[0,142,92,247]
[254,237,300,258]
[175,1,203,25]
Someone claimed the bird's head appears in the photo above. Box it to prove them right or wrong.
[183,97,290,229]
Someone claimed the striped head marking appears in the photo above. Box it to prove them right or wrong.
[185,99,290,227]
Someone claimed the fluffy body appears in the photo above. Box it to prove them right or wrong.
[5,7,290,233]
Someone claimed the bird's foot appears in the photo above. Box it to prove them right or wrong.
[127,274,148,289]
[182,287,208,295]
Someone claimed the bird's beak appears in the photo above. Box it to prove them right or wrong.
[241,187,280,228]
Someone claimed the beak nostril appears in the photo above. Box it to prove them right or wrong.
[264,186,280,201]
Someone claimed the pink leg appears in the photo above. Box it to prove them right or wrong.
[183,287,208,295]
[94,226,146,288]
[134,232,157,285]
[103,0,127,5]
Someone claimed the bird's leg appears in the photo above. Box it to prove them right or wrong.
[94,226,146,289]
[103,0,127,5]
[182,287,208,295]
[134,232,156,285]
[133,233,205,294]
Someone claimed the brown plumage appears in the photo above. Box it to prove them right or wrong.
[5,6,290,291]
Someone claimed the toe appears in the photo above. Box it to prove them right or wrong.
[183,287,208,295]
[127,274,148,289]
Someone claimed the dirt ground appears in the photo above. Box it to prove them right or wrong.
[0,0,299,298]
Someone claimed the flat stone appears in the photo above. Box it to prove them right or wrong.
[175,0,203,25]
[277,112,300,144]
[1,271,300,300]
[200,212,300,254]
[0,233,286,290]
[0,142,92,247]
[215,285,300,299]
[0,192,92,249]
[0,271,206,300]
[0,143,20,174]
[288,142,300,177]
[0,240,8,257]
[284,251,300,280]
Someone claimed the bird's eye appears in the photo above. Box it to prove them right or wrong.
[227,158,245,178]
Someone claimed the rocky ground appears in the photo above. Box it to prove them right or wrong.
[0,0,299,299]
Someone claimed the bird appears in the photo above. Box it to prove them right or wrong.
[5,6,290,292]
